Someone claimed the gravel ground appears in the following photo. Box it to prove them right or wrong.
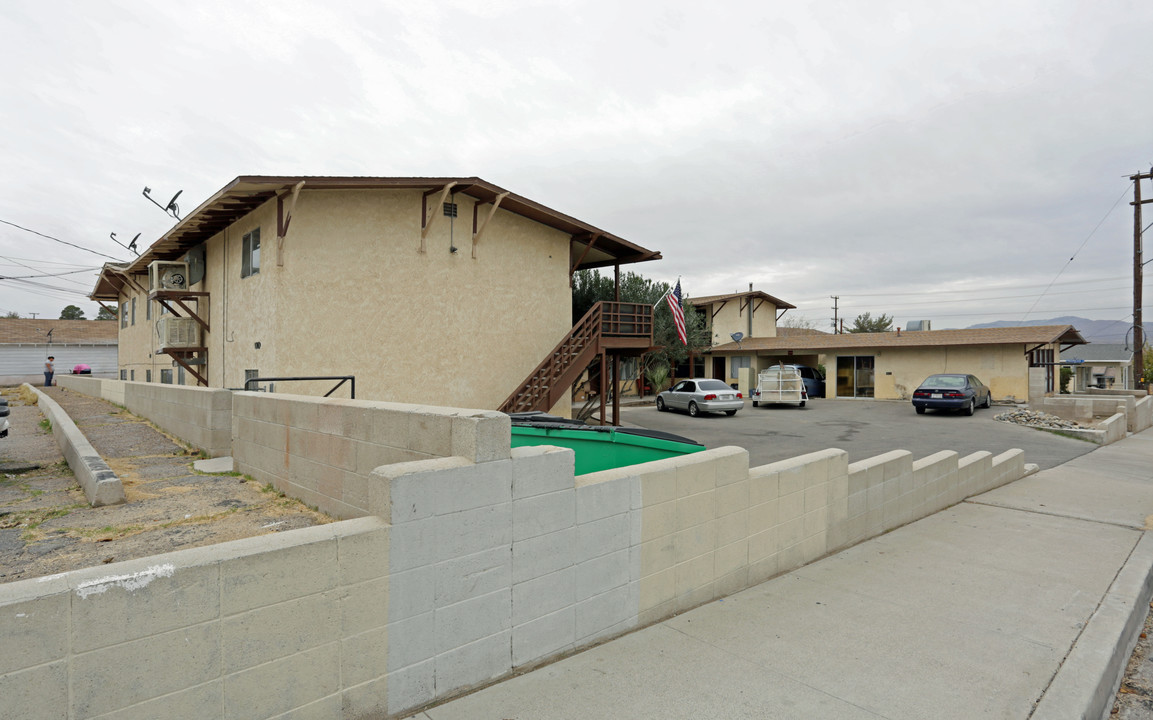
[1113,603,1153,718]
[0,385,331,585]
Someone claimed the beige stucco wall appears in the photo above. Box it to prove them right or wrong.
[702,297,778,346]
[116,189,575,414]
[114,282,165,383]
[828,343,1037,401]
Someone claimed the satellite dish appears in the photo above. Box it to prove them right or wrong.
[165,190,183,219]
[731,332,744,348]
[184,244,206,286]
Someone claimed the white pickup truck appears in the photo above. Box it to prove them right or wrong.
[751,364,808,408]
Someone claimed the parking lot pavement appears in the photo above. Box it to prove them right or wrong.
[619,398,1098,470]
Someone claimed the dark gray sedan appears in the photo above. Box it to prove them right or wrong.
[911,374,991,415]
[657,378,743,417]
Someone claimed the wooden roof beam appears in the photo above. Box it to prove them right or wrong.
[276,181,305,267]
[421,182,458,252]
[472,192,509,259]
[105,266,148,296]
[569,233,602,277]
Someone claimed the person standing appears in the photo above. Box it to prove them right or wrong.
[44,356,54,387]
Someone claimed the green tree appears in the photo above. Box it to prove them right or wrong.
[2,311,19,319]
[571,269,672,323]
[847,311,894,333]
[95,306,117,321]
[1059,366,1072,394]
[779,315,820,331]
[571,270,615,324]
[59,305,86,320]
[570,269,709,385]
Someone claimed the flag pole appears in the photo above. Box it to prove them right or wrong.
[651,278,681,310]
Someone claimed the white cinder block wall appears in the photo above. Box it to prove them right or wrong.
[375,446,642,715]
[0,518,390,720]
[58,375,231,455]
[4,380,1034,719]
[232,392,512,519]
[374,440,1026,715]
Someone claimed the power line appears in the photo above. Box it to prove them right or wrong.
[1,268,100,280]
[0,255,98,288]
[824,284,1130,311]
[1020,182,1133,321]
[0,218,125,262]
[849,276,1126,298]
[0,274,94,297]
[821,284,1128,309]
[0,255,102,267]
[790,275,1130,307]
[904,304,1136,319]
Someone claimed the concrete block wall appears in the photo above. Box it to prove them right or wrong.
[634,446,771,625]
[831,447,1024,553]
[1137,397,1153,433]
[1100,413,1128,445]
[1083,387,1149,398]
[1029,366,1049,401]
[0,517,390,720]
[374,445,642,715]
[29,384,125,507]
[233,392,512,520]
[24,381,1035,719]
[370,440,1028,715]
[58,376,231,455]
[125,381,233,456]
[1033,394,1132,428]
[1032,393,1153,434]
[58,375,112,402]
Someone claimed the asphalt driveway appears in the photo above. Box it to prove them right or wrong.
[619,398,1098,470]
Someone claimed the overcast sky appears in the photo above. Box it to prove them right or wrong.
[1,0,1151,334]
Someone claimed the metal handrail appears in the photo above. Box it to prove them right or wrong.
[242,375,355,398]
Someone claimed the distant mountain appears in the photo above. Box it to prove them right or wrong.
[966,316,1133,344]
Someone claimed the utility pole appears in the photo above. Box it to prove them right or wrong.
[831,296,839,334]
[1132,170,1153,389]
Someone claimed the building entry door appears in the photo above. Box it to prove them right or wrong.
[836,356,875,398]
[713,357,726,380]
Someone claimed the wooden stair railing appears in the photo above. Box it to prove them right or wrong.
[498,301,651,415]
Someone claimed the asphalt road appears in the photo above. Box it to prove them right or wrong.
[619,398,1098,470]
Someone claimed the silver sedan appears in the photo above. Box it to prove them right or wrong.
[656,378,743,417]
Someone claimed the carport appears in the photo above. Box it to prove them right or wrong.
[706,324,1087,402]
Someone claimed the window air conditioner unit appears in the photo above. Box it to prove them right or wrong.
[156,316,200,351]
[149,261,189,292]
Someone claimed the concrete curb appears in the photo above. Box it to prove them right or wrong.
[26,384,125,507]
[1032,531,1153,719]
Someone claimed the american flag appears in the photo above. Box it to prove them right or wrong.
[666,280,687,345]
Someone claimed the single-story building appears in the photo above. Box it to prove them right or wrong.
[706,325,1087,402]
[89,176,660,418]
[0,318,118,385]
[1061,343,1134,391]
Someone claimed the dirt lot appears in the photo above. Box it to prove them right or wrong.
[0,385,331,585]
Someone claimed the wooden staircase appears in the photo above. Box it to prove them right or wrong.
[499,301,653,417]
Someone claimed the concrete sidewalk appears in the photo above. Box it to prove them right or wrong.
[404,430,1153,719]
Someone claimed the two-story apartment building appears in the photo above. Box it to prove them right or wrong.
[91,176,660,416]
